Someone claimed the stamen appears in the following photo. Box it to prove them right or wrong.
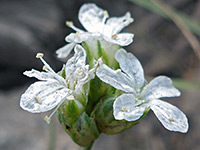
[65,21,83,33]
[121,107,128,112]
[74,46,79,53]
[136,88,141,93]
[42,65,48,71]
[104,10,109,18]
[141,100,145,103]
[129,18,134,23]
[36,53,44,58]
[168,118,175,122]
[115,69,121,74]
[35,96,42,104]
[44,115,51,124]
[112,34,118,39]
[36,53,56,74]
[66,21,73,27]
[45,95,69,123]
[66,95,75,101]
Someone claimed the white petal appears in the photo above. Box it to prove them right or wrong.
[65,45,87,79]
[105,33,134,46]
[141,76,181,100]
[56,43,75,59]
[150,100,189,133]
[105,12,133,36]
[115,49,145,89]
[96,64,135,93]
[24,69,54,81]
[65,32,91,43]
[78,3,106,33]
[20,81,72,113]
[113,94,147,121]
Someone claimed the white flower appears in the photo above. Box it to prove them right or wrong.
[96,49,189,133]
[20,45,96,123]
[56,3,134,58]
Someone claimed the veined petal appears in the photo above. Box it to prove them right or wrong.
[96,64,135,93]
[115,49,145,89]
[56,43,76,59]
[65,45,87,77]
[105,12,133,36]
[105,33,134,46]
[20,81,72,113]
[24,69,54,81]
[65,32,91,43]
[141,76,181,100]
[113,94,147,121]
[150,99,189,133]
[78,3,106,33]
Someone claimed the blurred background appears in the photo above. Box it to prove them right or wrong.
[0,0,199,149]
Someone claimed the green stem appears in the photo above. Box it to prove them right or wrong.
[82,141,94,150]
[49,116,56,150]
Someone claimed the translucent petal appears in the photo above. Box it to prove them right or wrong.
[23,69,54,81]
[78,3,106,33]
[105,33,134,46]
[65,45,87,77]
[56,43,75,59]
[113,94,147,121]
[105,12,133,36]
[150,99,189,133]
[96,64,135,93]
[65,32,91,43]
[20,81,72,113]
[141,76,181,100]
[115,49,145,89]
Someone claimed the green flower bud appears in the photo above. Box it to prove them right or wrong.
[59,112,99,147]
[91,94,149,134]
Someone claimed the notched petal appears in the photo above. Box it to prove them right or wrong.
[150,100,189,133]
[141,76,181,100]
[20,81,72,113]
[78,3,106,33]
[113,94,146,121]
[96,64,135,93]
[56,43,76,59]
[115,49,145,89]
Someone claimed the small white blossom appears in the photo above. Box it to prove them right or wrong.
[96,49,189,133]
[20,45,96,123]
[56,3,134,58]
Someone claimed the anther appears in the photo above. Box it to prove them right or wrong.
[112,34,118,39]
[35,96,42,104]
[66,21,73,27]
[129,18,134,23]
[136,88,141,93]
[44,116,51,124]
[116,69,121,74]
[104,10,109,18]
[168,118,175,122]
[76,32,80,37]
[42,66,48,71]
[121,107,128,112]
[67,95,75,101]
[36,53,44,58]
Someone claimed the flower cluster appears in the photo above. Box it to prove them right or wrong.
[20,3,189,149]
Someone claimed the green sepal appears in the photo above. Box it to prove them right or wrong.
[85,75,112,114]
[91,94,150,134]
[58,100,84,126]
[61,112,99,147]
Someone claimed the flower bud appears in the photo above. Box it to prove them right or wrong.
[59,112,99,147]
[91,94,149,134]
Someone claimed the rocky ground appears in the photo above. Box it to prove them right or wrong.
[0,0,199,149]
